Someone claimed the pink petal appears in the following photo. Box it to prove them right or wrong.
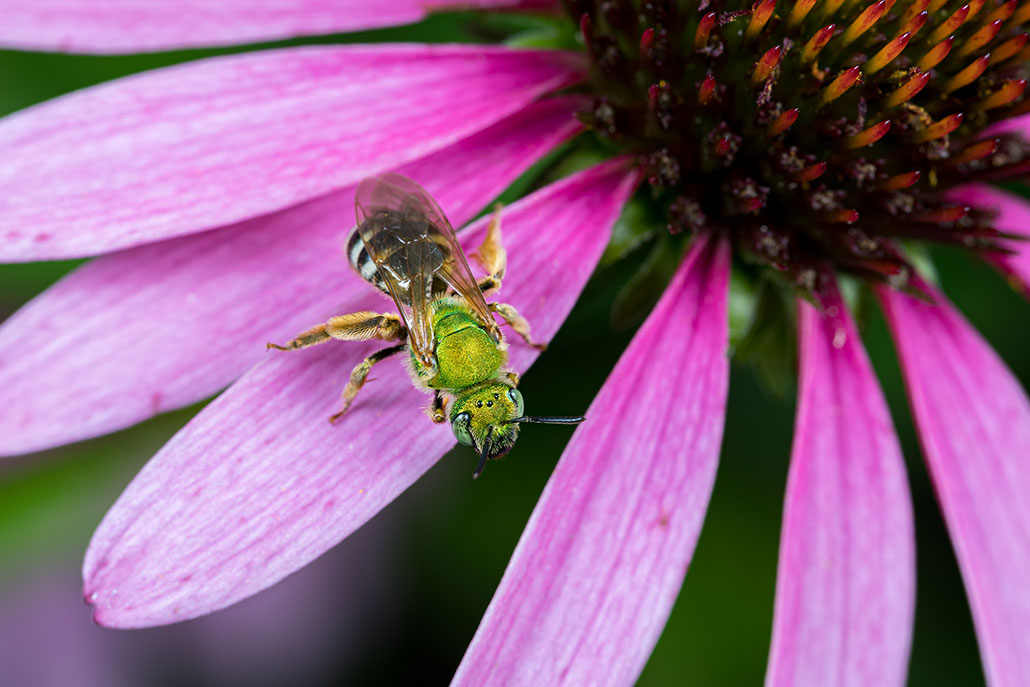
[766,289,914,687]
[452,235,731,687]
[0,97,584,457]
[82,159,640,628]
[947,184,1030,295]
[986,113,1030,139]
[879,285,1030,687]
[0,1,549,54]
[0,44,583,261]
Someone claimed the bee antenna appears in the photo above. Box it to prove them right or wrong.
[507,416,586,425]
[473,428,492,480]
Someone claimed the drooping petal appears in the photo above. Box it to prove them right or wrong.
[82,159,640,628]
[0,44,584,261]
[0,0,553,54]
[452,234,731,687]
[0,97,583,457]
[879,285,1030,687]
[947,184,1030,295]
[765,288,914,687]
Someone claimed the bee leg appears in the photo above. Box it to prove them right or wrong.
[329,343,407,423]
[476,275,501,295]
[429,391,448,424]
[489,302,547,350]
[267,312,405,350]
[472,204,507,294]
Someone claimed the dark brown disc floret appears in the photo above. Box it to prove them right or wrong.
[568,0,1030,298]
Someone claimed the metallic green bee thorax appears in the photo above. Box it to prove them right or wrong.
[412,298,502,390]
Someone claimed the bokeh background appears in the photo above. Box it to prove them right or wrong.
[1,11,1027,686]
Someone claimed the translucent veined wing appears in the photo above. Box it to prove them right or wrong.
[354,173,496,368]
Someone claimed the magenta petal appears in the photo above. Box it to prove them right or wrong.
[947,184,1030,294]
[880,285,1030,687]
[452,235,731,687]
[82,159,639,628]
[0,97,584,457]
[0,0,542,54]
[986,113,1030,139]
[766,290,914,687]
[0,45,583,261]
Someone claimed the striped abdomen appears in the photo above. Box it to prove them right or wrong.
[346,216,451,301]
[346,226,389,295]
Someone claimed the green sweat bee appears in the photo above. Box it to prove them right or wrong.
[268,173,584,478]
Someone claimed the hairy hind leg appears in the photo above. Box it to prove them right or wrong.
[330,343,407,423]
[267,311,405,351]
[473,205,506,295]
[490,302,546,350]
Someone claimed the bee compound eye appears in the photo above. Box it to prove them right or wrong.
[451,412,474,447]
[507,389,525,416]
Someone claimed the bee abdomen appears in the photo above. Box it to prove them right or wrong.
[346,227,389,295]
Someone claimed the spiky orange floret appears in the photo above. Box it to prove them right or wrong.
[572,0,1030,294]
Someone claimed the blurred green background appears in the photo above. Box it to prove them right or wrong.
[1,11,1027,686]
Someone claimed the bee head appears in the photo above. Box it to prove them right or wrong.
[450,382,522,473]
[449,382,585,479]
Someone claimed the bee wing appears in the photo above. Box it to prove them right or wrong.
[354,174,494,366]
[406,188,497,334]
